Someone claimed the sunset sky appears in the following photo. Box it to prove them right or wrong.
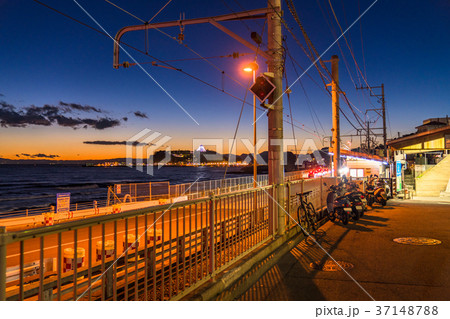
[0,0,449,160]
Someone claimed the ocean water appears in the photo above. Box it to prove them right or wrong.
[0,165,246,213]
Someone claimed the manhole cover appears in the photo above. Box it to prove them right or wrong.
[393,237,442,246]
[310,260,353,271]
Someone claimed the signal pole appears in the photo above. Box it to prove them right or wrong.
[267,0,285,236]
[331,55,340,177]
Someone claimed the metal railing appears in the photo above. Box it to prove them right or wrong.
[0,170,316,221]
[109,175,270,205]
[0,175,339,301]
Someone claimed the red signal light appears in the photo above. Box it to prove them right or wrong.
[250,75,276,103]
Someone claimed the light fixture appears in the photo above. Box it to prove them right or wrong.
[243,62,259,72]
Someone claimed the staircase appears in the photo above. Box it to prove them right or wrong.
[415,155,450,197]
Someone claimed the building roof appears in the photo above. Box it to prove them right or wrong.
[387,125,450,147]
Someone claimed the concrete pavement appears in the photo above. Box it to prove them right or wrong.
[238,199,450,301]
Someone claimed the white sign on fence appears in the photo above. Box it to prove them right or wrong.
[56,193,71,214]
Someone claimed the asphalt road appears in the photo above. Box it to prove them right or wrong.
[239,199,450,301]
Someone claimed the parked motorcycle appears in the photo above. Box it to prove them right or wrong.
[343,181,366,218]
[373,177,388,206]
[324,183,352,225]
[365,175,388,207]
[364,176,376,207]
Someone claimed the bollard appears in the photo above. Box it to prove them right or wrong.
[112,204,121,214]
[146,229,162,245]
[43,212,55,226]
[123,234,138,263]
[96,240,115,262]
[123,234,137,251]
[63,248,85,272]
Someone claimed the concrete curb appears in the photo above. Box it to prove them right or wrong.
[186,218,328,301]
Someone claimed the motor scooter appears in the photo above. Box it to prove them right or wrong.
[373,176,388,206]
[325,183,352,225]
[343,181,366,218]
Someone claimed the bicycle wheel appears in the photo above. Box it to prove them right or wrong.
[306,202,317,230]
[296,204,308,236]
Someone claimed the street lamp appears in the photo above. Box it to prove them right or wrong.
[244,62,259,188]
[244,62,260,225]
[243,62,259,188]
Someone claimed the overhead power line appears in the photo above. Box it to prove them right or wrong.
[35,0,340,145]
[327,0,380,102]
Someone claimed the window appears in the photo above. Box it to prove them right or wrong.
[350,168,364,178]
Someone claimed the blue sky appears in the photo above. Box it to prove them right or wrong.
[0,0,449,159]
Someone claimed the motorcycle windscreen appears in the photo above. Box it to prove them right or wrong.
[326,192,336,213]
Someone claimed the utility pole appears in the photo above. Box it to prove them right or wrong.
[331,55,340,177]
[267,0,285,236]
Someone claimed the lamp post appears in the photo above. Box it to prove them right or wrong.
[243,62,259,188]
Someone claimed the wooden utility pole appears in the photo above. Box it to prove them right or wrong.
[267,0,285,236]
[331,55,340,177]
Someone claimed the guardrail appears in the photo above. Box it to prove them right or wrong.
[0,175,338,301]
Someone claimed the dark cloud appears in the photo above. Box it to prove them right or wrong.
[0,100,121,129]
[81,118,120,130]
[0,101,51,127]
[122,117,128,121]
[94,118,120,130]
[0,93,4,97]
[83,140,150,146]
[59,101,103,113]
[134,111,148,118]
[16,153,60,159]
[31,153,60,159]
[52,115,84,127]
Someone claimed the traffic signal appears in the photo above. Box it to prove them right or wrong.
[250,75,276,103]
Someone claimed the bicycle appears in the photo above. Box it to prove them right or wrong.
[295,191,318,236]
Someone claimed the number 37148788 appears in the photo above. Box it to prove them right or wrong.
[376,306,438,316]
